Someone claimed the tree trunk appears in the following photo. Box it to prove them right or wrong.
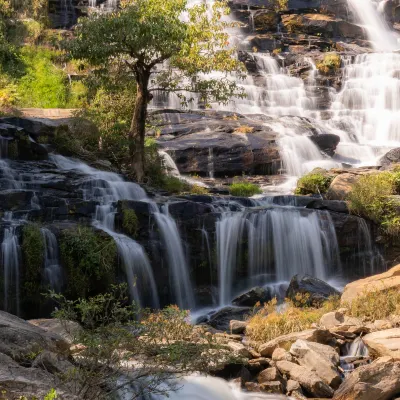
[129,68,150,182]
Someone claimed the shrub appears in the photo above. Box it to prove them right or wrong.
[348,171,400,235]
[161,176,190,194]
[229,182,262,197]
[295,171,333,195]
[122,208,138,237]
[346,287,400,321]
[317,53,341,75]
[190,184,209,195]
[59,226,117,299]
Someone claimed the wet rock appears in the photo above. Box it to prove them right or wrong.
[258,329,334,357]
[276,360,334,398]
[333,357,400,400]
[290,339,341,389]
[363,328,400,359]
[310,133,340,157]
[306,199,349,213]
[207,307,250,331]
[232,287,272,307]
[286,275,340,307]
[341,264,400,305]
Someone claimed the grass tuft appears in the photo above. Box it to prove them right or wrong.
[229,182,262,197]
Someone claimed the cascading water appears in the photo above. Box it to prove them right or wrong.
[216,207,341,305]
[51,155,160,308]
[2,212,22,316]
[41,228,63,292]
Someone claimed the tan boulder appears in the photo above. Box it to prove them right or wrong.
[258,329,333,357]
[333,357,400,400]
[341,264,400,305]
[226,341,252,358]
[326,173,360,200]
[257,367,284,384]
[276,360,334,398]
[320,311,345,329]
[290,339,341,389]
[363,328,400,359]
[272,347,295,362]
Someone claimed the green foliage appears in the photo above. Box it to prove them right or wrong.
[161,176,190,194]
[122,208,138,237]
[229,182,262,197]
[348,171,400,235]
[45,285,239,399]
[317,53,341,75]
[21,223,44,274]
[59,226,117,299]
[190,184,209,195]
[295,171,333,195]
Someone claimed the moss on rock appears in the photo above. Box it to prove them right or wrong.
[295,170,334,195]
[122,208,138,237]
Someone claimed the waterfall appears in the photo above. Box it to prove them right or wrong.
[216,208,341,305]
[153,205,195,309]
[2,213,22,316]
[51,155,160,308]
[347,0,399,51]
[41,228,63,292]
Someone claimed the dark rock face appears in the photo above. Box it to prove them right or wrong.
[205,306,251,331]
[310,133,341,157]
[232,287,272,307]
[286,275,340,306]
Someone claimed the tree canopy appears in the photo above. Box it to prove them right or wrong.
[68,0,245,180]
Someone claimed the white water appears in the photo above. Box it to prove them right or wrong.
[347,0,399,51]
[51,155,160,308]
[216,208,341,305]
[41,228,63,292]
[119,375,291,400]
[2,213,22,316]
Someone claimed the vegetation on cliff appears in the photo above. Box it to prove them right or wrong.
[295,170,334,195]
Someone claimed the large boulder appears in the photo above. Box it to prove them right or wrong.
[363,329,400,359]
[290,339,341,389]
[326,173,360,200]
[0,311,70,362]
[276,360,334,398]
[286,275,340,307]
[341,264,400,305]
[205,307,250,331]
[258,329,334,357]
[310,133,340,157]
[333,357,400,400]
[379,147,400,169]
[232,287,271,307]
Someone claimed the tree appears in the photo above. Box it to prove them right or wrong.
[67,0,245,181]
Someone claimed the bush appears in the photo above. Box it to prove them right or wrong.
[121,208,138,237]
[191,184,209,195]
[229,182,262,197]
[295,171,333,195]
[59,226,117,299]
[346,287,400,321]
[317,53,341,75]
[348,171,400,235]
[161,176,190,194]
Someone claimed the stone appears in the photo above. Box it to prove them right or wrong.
[363,328,400,359]
[326,173,361,200]
[31,350,74,375]
[207,307,250,331]
[230,320,248,334]
[272,348,295,362]
[226,341,252,358]
[286,275,340,307]
[333,357,400,400]
[0,352,77,399]
[28,319,82,345]
[287,379,301,393]
[379,147,400,169]
[289,339,341,389]
[320,311,345,329]
[258,329,334,357]
[310,133,340,157]
[341,264,400,305]
[232,287,271,307]
[257,367,283,384]
[0,311,70,363]
[260,381,284,394]
[276,360,334,398]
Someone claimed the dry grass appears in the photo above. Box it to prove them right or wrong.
[346,287,400,321]
[246,295,340,343]
[234,125,255,134]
